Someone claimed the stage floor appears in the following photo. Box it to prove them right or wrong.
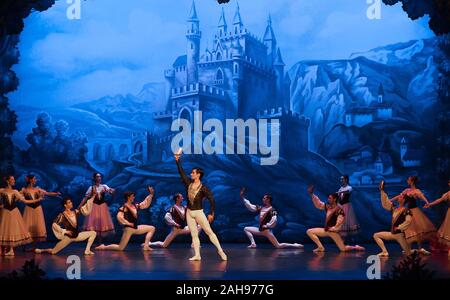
[1,243,449,280]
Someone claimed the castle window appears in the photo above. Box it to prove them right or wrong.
[235,27,238,34]
[215,68,224,85]
[191,43,193,50]
[216,52,222,60]
[234,64,238,74]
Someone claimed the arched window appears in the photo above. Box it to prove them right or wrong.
[216,52,222,60]
[234,64,238,74]
[215,68,224,85]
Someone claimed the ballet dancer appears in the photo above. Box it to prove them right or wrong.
[147,193,201,248]
[35,189,98,255]
[174,149,227,261]
[385,176,436,255]
[0,175,42,256]
[239,187,303,249]
[373,180,412,257]
[336,175,360,236]
[80,173,115,241]
[21,174,61,249]
[95,187,155,251]
[306,185,365,253]
[424,179,450,256]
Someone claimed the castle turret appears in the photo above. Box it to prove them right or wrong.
[186,0,201,85]
[233,3,244,34]
[378,83,385,103]
[263,15,277,66]
[217,7,227,38]
[273,48,285,108]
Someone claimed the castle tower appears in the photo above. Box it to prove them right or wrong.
[231,39,243,117]
[378,83,385,103]
[233,3,244,35]
[400,137,408,160]
[283,73,292,110]
[273,48,285,108]
[217,7,227,38]
[186,0,201,85]
[263,15,277,66]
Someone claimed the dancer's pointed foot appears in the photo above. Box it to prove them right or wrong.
[247,243,257,248]
[419,248,431,255]
[143,246,153,251]
[94,244,105,250]
[354,245,365,251]
[379,180,385,191]
[34,249,43,254]
[313,247,325,253]
[218,250,228,261]
[377,251,389,257]
[294,243,304,248]
[189,256,201,261]
[5,249,14,256]
[84,250,95,255]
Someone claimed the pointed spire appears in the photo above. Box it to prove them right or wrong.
[218,7,227,27]
[188,0,198,21]
[274,48,285,66]
[263,14,276,43]
[233,2,243,25]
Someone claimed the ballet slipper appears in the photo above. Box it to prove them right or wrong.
[247,243,257,248]
[5,249,15,256]
[419,248,431,255]
[354,245,365,251]
[294,243,304,248]
[218,250,227,261]
[313,247,325,253]
[143,246,153,251]
[377,252,389,257]
[34,249,43,254]
[189,256,201,261]
[84,250,95,255]
[94,244,105,250]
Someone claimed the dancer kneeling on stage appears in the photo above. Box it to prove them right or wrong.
[306,185,365,252]
[373,181,412,257]
[35,187,98,255]
[147,193,201,248]
[240,188,303,249]
[96,187,155,251]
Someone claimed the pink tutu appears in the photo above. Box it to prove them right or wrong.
[23,205,47,242]
[0,208,32,247]
[340,203,360,236]
[437,209,450,246]
[83,203,115,237]
[405,207,436,242]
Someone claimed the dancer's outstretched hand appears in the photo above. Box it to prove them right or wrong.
[307,185,315,195]
[174,147,182,161]
[240,187,246,199]
[147,186,154,195]
[207,214,214,223]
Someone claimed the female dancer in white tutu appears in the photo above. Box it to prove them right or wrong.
[383,176,436,255]
[0,175,42,256]
[21,174,61,250]
[425,179,450,256]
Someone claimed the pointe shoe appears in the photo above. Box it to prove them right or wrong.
[294,243,304,248]
[189,256,201,261]
[379,180,385,191]
[354,245,365,251]
[94,244,105,250]
[377,252,389,257]
[419,248,431,255]
[34,249,43,254]
[143,246,153,251]
[5,250,15,256]
[313,247,325,253]
[247,244,257,248]
[84,250,95,255]
[218,250,228,261]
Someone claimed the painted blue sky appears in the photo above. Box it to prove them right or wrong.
[8,0,433,108]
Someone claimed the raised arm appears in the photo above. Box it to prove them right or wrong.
[175,159,191,188]
[380,190,393,211]
[137,186,154,210]
[307,185,325,210]
[240,187,258,213]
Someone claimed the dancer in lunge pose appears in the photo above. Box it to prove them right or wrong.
[174,149,227,261]
[147,193,201,248]
[240,187,303,249]
[95,187,155,251]
[384,176,436,255]
[306,185,365,253]
[35,188,98,255]
[336,175,360,236]
[373,180,412,257]
[0,175,42,256]
[21,174,61,250]
[424,179,450,256]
